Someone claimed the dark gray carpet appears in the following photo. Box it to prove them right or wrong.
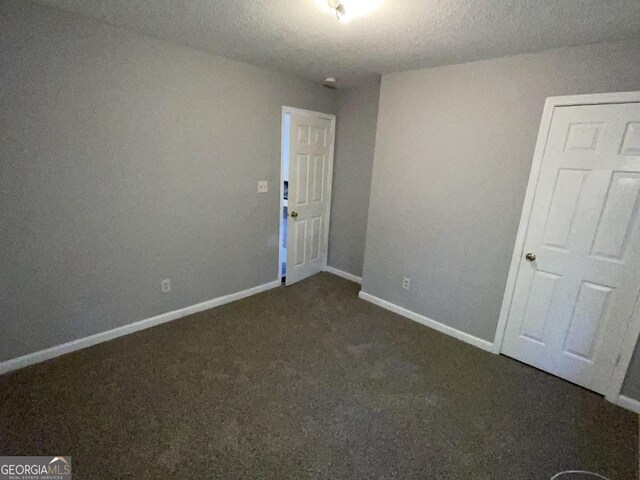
[0,273,637,479]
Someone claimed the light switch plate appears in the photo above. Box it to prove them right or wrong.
[258,181,268,193]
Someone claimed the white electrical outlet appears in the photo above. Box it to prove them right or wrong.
[402,277,411,290]
[161,279,171,293]
[258,181,268,193]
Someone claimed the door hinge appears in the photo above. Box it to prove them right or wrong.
[615,354,621,367]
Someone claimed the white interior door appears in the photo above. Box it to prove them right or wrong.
[502,103,640,395]
[286,110,334,286]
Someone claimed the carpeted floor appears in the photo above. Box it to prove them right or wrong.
[0,273,637,479]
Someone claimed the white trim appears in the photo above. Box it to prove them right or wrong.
[324,266,362,284]
[359,291,494,352]
[279,106,336,280]
[282,106,336,121]
[0,280,281,375]
[616,395,640,414]
[493,91,640,404]
[277,107,287,279]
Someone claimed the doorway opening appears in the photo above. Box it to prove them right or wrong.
[278,106,336,286]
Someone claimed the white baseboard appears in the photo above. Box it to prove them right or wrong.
[325,266,362,284]
[0,279,281,375]
[616,395,640,414]
[358,291,494,352]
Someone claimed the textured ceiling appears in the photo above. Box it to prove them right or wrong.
[34,0,640,87]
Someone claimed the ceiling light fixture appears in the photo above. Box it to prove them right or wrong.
[327,0,348,22]
[318,0,382,23]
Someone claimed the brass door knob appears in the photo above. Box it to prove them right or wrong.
[525,252,536,262]
[290,211,298,218]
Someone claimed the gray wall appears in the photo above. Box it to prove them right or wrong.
[622,345,640,400]
[0,0,336,361]
[361,40,640,395]
[328,82,380,277]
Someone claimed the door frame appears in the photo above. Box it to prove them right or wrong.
[492,91,640,403]
[277,106,336,281]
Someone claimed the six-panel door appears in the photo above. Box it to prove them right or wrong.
[286,112,332,286]
[502,103,640,395]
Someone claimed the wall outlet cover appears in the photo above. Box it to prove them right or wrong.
[161,279,171,293]
[258,181,268,193]
[402,277,411,290]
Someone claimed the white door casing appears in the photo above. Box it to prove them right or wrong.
[499,97,640,397]
[284,108,334,286]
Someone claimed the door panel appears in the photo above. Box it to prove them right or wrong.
[310,216,322,260]
[562,281,611,360]
[296,154,309,205]
[621,122,640,155]
[502,103,640,395]
[519,270,559,344]
[312,155,324,202]
[293,219,306,266]
[541,168,587,248]
[286,111,333,285]
[590,172,640,259]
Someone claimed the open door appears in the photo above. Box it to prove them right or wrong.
[500,101,640,395]
[284,108,334,286]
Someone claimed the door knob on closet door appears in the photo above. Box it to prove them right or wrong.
[290,211,299,218]
[525,252,536,262]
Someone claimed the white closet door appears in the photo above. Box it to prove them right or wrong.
[502,103,640,395]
